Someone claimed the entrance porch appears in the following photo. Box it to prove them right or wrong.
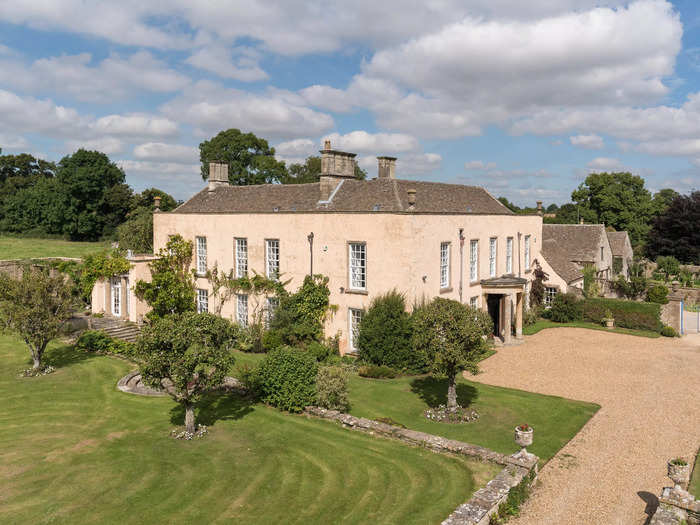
[479,276,527,345]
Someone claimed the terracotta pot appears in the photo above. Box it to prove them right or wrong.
[668,460,690,490]
[515,427,533,449]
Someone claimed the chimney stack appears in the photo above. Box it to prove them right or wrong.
[536,201,543,216]
[377,156,397,179]
[153,195,161,212]
[407,188,416,210]
[208,162,229,192]
[318,140,358,202]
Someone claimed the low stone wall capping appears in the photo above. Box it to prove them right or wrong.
[304,407,538,525]
[649,488,700,525]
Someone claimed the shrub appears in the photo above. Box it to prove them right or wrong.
[316,366,350,411]
[76,330,135,356]
[258,346,318,412]
[357,290,423,371]
[234,362,262,397]
[582,298,663,332]
[549,293,582,323]
[358,364,398,379]
[656,255,680,281]
[646,284,669,304]
[306,341,337,362]
[541,307,553,319]
[661,326,677,337]
[523,306,541,326]
[237,321,266,353]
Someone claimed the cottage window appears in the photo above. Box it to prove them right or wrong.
[470,296,479,309]
[470,240,479,282]
[506,237,513,274]
[348,308,364,352]
[196,236,207,275]
[440,242,450,289]
[349,242,367,290]
[544,287,557,307]
[266,239,280,280]
[524,235,531,271]
[237,294,248,327]
[265,297,279,328]
[235,238,248,278]
[489,237,497,277]
[197,289,209,313]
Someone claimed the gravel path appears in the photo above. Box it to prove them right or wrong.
[471,328,700,525]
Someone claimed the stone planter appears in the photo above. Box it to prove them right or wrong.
[515,426,533,454]
[604,318,614,329]
[668,460,690,491]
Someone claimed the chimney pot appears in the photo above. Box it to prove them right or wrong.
[208,162,229,191]
[407,188,417,210]
[580,217,584,224]
[153,195,161,212]
[377,156,397,179]
[323,139,331,151]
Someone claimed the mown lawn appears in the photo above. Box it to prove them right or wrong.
[691,450,700,497]
[0,235,108,260]
[0,337,498,525]
[523,319,661,338]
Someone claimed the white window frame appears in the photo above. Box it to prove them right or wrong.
[469,239,479,282]
[265,239,280,280]
[348,308,364,352]
[111,277,121,316]
[235,237,248,278]
[469,296,479,309]
[440,242,450,289]
[265,296,279,328]
[489,237,497,278]
[544,287,558,308]
[506,237,513,274]
[348,242,367,291]
[524,235,531,271]
[195,236,207,276]
[236,294,248,327]
[197,288,209,313]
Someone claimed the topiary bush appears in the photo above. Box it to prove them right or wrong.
[316,365,350,411]
[661,326,677,337]
[582,298,663,332]
[258,346,318,412]
[646,284,669,305]
[357,290,424,371]
[549,293,582,323]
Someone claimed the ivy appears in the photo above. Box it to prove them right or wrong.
[79,250,131,301]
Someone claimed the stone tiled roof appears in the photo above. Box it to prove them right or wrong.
[606,231,630,256]
[173,178,513,215]
[541,224,607,283]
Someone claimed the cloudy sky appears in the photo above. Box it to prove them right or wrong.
[0,0,699,205]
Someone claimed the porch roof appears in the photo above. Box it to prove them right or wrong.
[480,275,528,288]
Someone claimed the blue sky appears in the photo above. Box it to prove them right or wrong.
[0,0,698,205]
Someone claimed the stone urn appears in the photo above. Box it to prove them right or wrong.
[515,425,533,454]
[604,318,614,329]
[668,459,690,491]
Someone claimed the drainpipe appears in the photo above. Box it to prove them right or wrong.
[459,228,465,303]
[517,232,522,277]
[307,232,314,277]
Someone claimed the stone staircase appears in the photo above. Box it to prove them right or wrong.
[89,316,141,343]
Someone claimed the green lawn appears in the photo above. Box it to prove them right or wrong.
[523,319,661,338]
[0,235,108,260]
[0,338,498,525]
[690,449,700,497]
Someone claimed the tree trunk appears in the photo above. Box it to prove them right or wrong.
[447,374,457,412]
[32,353,41,370]
[184,403,195,434]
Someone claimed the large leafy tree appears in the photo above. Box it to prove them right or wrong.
[117,188,178,253]
[137,313,237,433]
[0,153,57,225]
[544,202,580,224]
[0,266,76,370]
[134,235,196,319]
[199,129,288,185]
[647,191,700,264]
[285,156,367,184]
[412,298,492,412]
[571,172,653,246]
[135,188,178,212]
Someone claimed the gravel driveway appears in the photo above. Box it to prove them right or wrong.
[471,328,700,525]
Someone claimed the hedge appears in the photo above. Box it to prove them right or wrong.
[582,298,663,332]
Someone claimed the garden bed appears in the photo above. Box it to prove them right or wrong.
[523,320,661,338]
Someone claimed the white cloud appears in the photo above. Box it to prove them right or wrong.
[92,114,178,139]
[0,134,30,150]
[118,159,202,199]
[323,131,419,154]
[570,134,604,149]
[133,142,198,163]
[65,137,125,155]
[185,46,268,82]
[587,157,624,171]
[465,160,497,170]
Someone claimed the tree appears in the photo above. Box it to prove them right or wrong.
[545,202,579,224]
[199,129,288,186]
[529,261,549,307]
[135,188,178,211]
[647,191,700,264]
[655,255,680,281]
[571,172,653,246]
[0,266,75,370]
[137,312,237,433]
[285,155,367,183]
[651,188,679,217]
[134,235,196,319]
[412,298,492,412]
[116,207,154,254]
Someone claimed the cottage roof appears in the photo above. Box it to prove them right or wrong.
[172,178,513,215]
[606,231,630,257]
[541,224,607,283]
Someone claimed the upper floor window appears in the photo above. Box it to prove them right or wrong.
[196,236,207,275]
[197,288,209,313]
[235,238,248,278]
[348,308,364,352]
[349,242,367,290]
[440,242,450,289]
[506,237,513,274]
[266,239,280,280]
[489,237,497,277]
[524,235,531,271]
[469,239,479,282]
[236,294,248,327]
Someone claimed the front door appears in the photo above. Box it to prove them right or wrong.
[111,277,121,317]
[486,294,501,337]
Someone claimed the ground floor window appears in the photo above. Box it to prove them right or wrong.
[197,289,209,313]
[469,296,479,309]
[544,286,558,307]
[265,297,279,328]
[348,308,364,352]
[237,294,248,327]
